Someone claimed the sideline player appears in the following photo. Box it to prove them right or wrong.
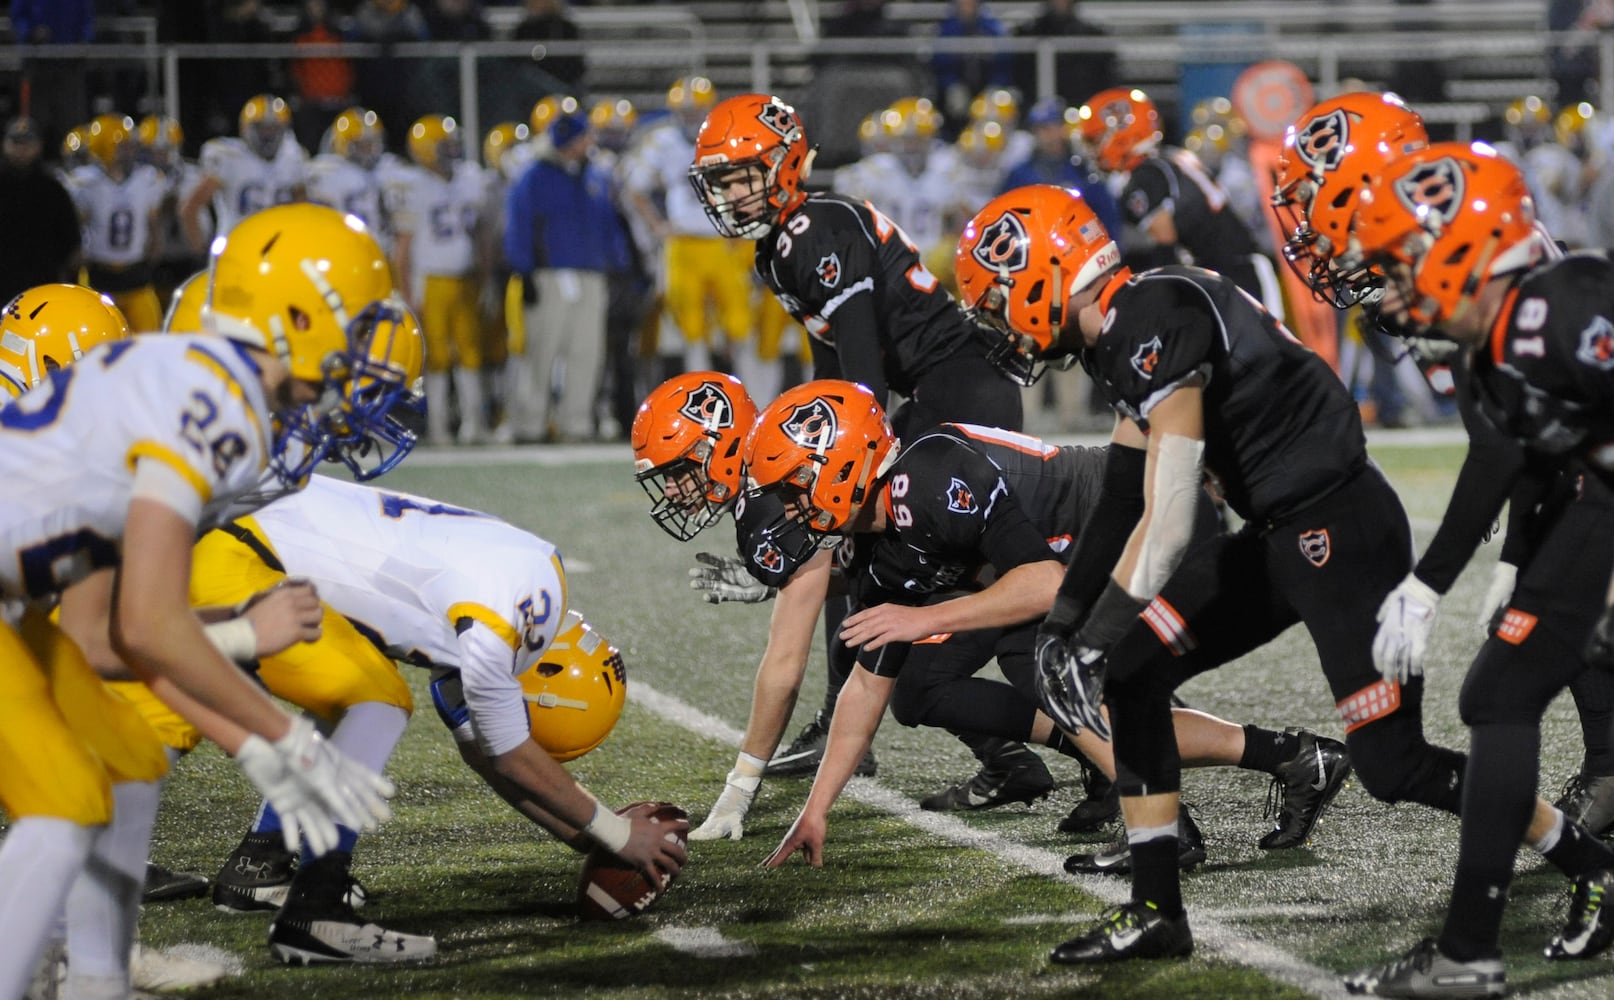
[66,113,169,332]
[181,94,308,254]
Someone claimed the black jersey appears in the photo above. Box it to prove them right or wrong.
[1121,149,1260,277]
[732,489,817,589]
[1081,265,1365,522]
[852,424,1108,604]
[1469,253,1614,488]
[754,193,987,402]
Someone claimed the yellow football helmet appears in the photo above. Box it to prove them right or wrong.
[0,284,131,397]
[61,124,91,170]
[589,97,637,153]
[240,94,291,159]
[969,88,1019,126]
[520,610,627,762]
[857,112,884,157]
[136,114,184,171]
[331,107,385,169]
[1503,95,1552,151]
[529,95,581,137]
[1556,101,1597,156]
[881,97,942,173]
[84,113,136,175]
[482,121,529,171]
[162,270,208,334]
[957,120,1007,167]
[408,114,463,172]
[668,76,716,136]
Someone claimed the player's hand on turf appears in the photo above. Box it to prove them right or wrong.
[689,552,776,604]
[1034,632,1110,741]
[274,716,396,845]
[234,727,341,857]
[839,602,932,650]
[618,806,688,885]
[1585,605,1614,671]
[1373,574,1440,683]
[241,578,323,656]
[690,770,759,841]
[763,811,826,868]
[1478,562,1517,634]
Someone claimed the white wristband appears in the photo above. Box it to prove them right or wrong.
[583,801,632,854]
[204,617,258,663]
[733,751,767,779]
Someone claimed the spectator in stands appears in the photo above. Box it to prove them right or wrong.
[0,117,82,304]
[931,0,1014,133]
[205,0,282,140]
[9,0,95,147]
[1550,0,1614,104]
[351,0,430,155]
[1013,0,1115,107]
[823,0,909,40]
[513,0,585,91]
[425,0,490,40]
[289,0,356,153]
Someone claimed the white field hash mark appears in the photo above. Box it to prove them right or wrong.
[630,682,1358,1000]
[655,926,759,958]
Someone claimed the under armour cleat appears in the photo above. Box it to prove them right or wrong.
[143,862,209,903]
[1554,771,1614,838]
[1064,805,1206,875]
[766,711,877,778]
[920,742,1053,811]
[1544,868,1614,960]
[213,834,297,913]
[269,851,433,965]
[1260,728,1351,850]
[1049,901,1193,964]
[1343,938,1504,997]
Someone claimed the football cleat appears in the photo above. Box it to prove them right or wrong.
[1544,868,1614,960]
[766,711,878,778]
[1049,901,1193,964]
[1260,728,1351,850]
[269,852,433,965]
[1554,771,1614,838]
[213,834,297,913]
[1343,938,1504,997]
[1064,805,1205,876]
[1059,762,1120,834]
[143,862,209,903]
[920,740,1053,811]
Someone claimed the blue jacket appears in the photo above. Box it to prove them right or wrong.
[11,0,95,43]
[504,156,630,274]
[1001,155,1125,248]
[931,10,1014,94]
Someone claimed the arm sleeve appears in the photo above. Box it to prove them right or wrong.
[456,622,531,759]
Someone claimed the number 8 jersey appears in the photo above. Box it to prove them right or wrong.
[0,335,275,603]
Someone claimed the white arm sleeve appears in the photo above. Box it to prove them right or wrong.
[455,621,531,759]
[130,457,204,525]
[1127,433,1205,600]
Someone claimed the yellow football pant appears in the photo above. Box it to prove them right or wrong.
[108,286,163,336]
[0,608,168,823]
[664,236,753,346]
[421,274,484,372]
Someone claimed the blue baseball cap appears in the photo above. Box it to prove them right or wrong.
[1027,98,1068,128]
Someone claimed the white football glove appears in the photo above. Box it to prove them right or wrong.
[689,552,776,605]
[1373,573,1441,684]
[235,727,340,857]
[689,770,760,841]
[273,716,395,851]
[1478,562,1517,633]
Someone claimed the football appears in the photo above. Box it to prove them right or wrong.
[576,802,688,921]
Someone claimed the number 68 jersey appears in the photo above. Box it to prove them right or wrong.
[0,335,274,604]
[241,474,569,757]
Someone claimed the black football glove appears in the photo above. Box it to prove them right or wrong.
[1586,605,1614,672]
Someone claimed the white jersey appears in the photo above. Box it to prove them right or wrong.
[157,160,209,263]
[623,121,710,237]
[306,152,396,253]
[67,163,169,267]
[199,135,309,238]
[844,151,957,255]
[0,335,272,603]
[388,160,484,280]
[1525,142,1591,249]
[246,475,567,757]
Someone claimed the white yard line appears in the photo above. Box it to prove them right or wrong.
[654,926,759,958]
[630,682,1356,1000]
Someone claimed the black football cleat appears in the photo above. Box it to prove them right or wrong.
[143,862,209,903]
[1064,804,1205,875]
[1059,763,1119,834]
[921,741,1053,811]
[1544,868,1614,960]
[765,712,878,778]
[1049,901,1193,964]
[213,833,298,913]
[1343,938,1504,996]
[1260,728,1351,850]
[1554,771,1614,838]
[269,851,433,965]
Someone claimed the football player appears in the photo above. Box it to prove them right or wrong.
[745,380,1349,872]
[952,183,1614,969]
[65,113,171,332]
[0,204,406,999]
[181,94,309,254]
[307,107,396,254]
[390,114,491,446]
[1076,86,1284,319]
[135,114,209,306]
[1342,143,1614,995]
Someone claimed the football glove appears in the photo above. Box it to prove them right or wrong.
[1034,632,1110,742]
[275,716,395,846]
[1478,562,1517,634]
[689,552,776,604]
[1373,573,1441,684]
[689,769,760,841]
[235,726,340,857]
[1586,605,1614,671]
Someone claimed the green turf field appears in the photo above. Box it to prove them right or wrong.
[132,435,1614,998]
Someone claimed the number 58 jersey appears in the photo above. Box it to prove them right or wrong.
[243,475,569,757]
[0,335,274,603]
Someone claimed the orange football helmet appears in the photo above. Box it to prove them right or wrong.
[1271,91,1429,307]
[1076,88,1161,173]
[743,380,896,560]
[689,94,812,239]
[954,185,1122,385]
[1354,142,1542,333]
[631,371,759,541]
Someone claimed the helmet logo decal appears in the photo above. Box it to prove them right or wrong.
[946,477,977,514]
[1099,98,1132,128]
[780,398,838,450]
[1576,315,1614,371]
[1394,158,1465,228]
[1298,528,1331,567]
[1130,335,1163,378]
[971,211,1029,273]
[680,383,735,429]
[757,100,799,140]
[752,539,785,573]
[817,253,842,288]
[1295,108,1350,171]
